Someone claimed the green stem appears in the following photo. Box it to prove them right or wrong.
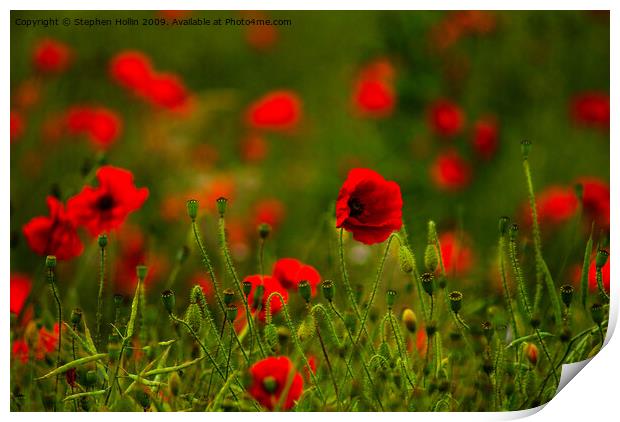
[47,267,63,412]
[191,220,225,314]
[499,235,519,338]
[96,242,106,351]
[596,266,610,302]
[508,236,532,319]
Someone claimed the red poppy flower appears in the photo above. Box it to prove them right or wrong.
[11,273,32,315]
[579,177,610,229]
[336,168,403,245]
[35,324,59,360]
[241,134,268,162]
[252,199,285,231]
[524,186,579,226]
[272,258,321,297]
[145,72,189,110]
[109,50,154,94]
[248,356,303,410]
[472,117,499,160]
[33,38,72,74]
[303,355,318,382]
[23,196,84,260]
[430,150,472,191]
[570,91,610,130]
[67,166,149,236]
[428,100,465,137]
[10,111,25,143]
[12,340,29,363]
[438,231,474,276]
[246,91,301,131]
[13,78,42,110]
[353,79,395,118]
[65,106,123,149]
[243,275,288,322]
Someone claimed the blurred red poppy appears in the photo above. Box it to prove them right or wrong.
[67,165,149,236]
[10,111,25,143]
[438,231,474,276]
[33,38,72,74]
[10,273,32,315]
[241,134,269,162]
[272,258,321,296]
[65,106,123,149]
[248,356,303,410]
[113,226,163,296]
[23,196,84,260]
[336,168,403,245]
[35,323,59,360]
[246,91,301,132]
[430,149,472,191]
[353,59,396,118]
[524,185,579,226]
[472,117,499,160]
[570,91,610,130]
[12,340,29,363]
[109,50,153,94]
[242,11,278,50]
[579,177,610,229]
[252,199,285,231]
[244,275,288,322]
[428,100,465,137]
[146,72,189,110]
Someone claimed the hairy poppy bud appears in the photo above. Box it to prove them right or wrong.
[399,246,414,273]
[298,280,312,303]
[424,244,438,273]
[70,308,83,326]
[591,303,604,325]
[520,139,532,160]
[322,280,334,302]
[509,224,519,241]
[421,272,434,296]
[216,196,228,217]
[449,291,463,313]
[242,280,252,297]
[185,303,203,333]
[223,288,235,306]
[191,285,208,318]
[560,284,574,308]
[45,255,57,269]
[136,265,148,281]
[524,342,538,366]
[161,290,175,315]
[258,223,271,239]
[226,304,238,322]
[186,199,199,221]
[262,375,277,393]
[169,372,181,397]
[386,290,397,309]
[498,216,509,236]
[253,284,265,310]
[402,308,417,333]
[297,314,315,342]
[596,249,609,269]
[98,233,108,248]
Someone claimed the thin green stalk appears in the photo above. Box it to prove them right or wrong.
[315,321,341,410]
[387,309,415,386]
[47,264,63,411]
[96,240,106,351]
[499,235,519,339]
[508,234,532,319]
[191,219,225,314]
[580,225,595,308]
[596,266,610,302]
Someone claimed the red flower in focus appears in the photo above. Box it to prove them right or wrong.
[253,199,285,231]
[65,106,123,149]
[11,273,32,315]
[570,91,610,130]
[35,324,59,360]
[272,258,321,296]
[109,50,153,94]
[430,150,472,191]
[525,186,579,226]
[336,168,403,245]
[13,340,29,363]
[23,196,84,260]
[428,100,465,137]
[248,356,303,410]
[438,231,473,276]
[579,177,610,229]
[241,134,269,162]
[33,39,72,74]
[246,91,302,132]
[67,166,149,236]
[10,111,25,143]
[472,117,499,160]
[243,275,288,322]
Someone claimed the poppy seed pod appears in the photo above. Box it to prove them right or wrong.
[262,375,278,394]
[216,196,228,217]
[399,246,414,273]
[258,223,271,239]
[596,249,609,269]
[386,290,397,309]
[98,233,108,248]
[560,284,574,308]
[498,216,509,237]
[402,308,417,333]
[591,303,604,325]
[161,290,175,315]
[226,304,238,322]
[243,280,252,297]
[425,321,437,337]
[223,288,235,306]
[520,139,532,160]
[136,265,148,281]
[509,224,519,241]
[449,291,463,313]
[424,244,439,273]
[524,343,538,366]
[298,280,312,303]
[45,255,57,269]
[322,280,334,302]
[421,272,434,296]
[70,308,83,326]
[186,199,199,221]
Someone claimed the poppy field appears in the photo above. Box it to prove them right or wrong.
[9,10,611,412]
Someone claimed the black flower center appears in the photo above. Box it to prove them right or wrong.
[348,197,364,217]
[96,194,115,211]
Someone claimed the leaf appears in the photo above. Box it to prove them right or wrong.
[124,373,167,387]
[36,353,107,380]
[63,323,96,356]
[580,224,594,308]
[63,389,107,402]
[145,355,205,377]
[125,278,142,341]
[81,313,98,354]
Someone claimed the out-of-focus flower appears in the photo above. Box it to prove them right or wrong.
[13,78,42,110]
[10,111,25,143]
[240,134,269,163]
[35,323,59,360]
[11,273,32,315]
[146,72,189,110]
[579,177,610,230]
[272,258,321,297]
[336,168,403,245]
[438,231,474,276]
[23,196,84,261]
[246,91,302,132]
[252,199,285,231]
[472,117,499,160]
[430,11,496,50]
[113,226,163,296]
[247,356,303,410]
[12,339,29,363]
[570,91,610,130]
[67,165,149,237]
[303,355,318,382]
[33,38,72,74]
[242,11,278,51]
[428,100,465,137]
[523,185,579,227]
[243,275,288,322]
[65,106,123,149]
[352,59,396,118]
[430,149,472,191]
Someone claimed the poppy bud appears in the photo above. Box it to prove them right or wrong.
[596,249,609,269]
[297,314,316,341]
[190,285,208,318]
[298,280,312,303]
[258,223,271,239]
[216,196,228,217]
[226,304,238,323]
[262,375,277,393]
[399,246,414,273]
[425,321,437,337]
[185,303,203,333]
[169,372,181,397]
[424,244,439,273]
[402,308,417,333]
[113,293,124,306]
[45,255,57,269]
[161,290,175,315]
[509,224,519,241]
[560,285,574,308]
[253,284,265,310]
[70,308,83,326]
[524,342,538,366]
[322,280,334,302]
[591,303,604,325]
[136,265,148,281]
[264,323,279,350]
[498,216,509,236]
[386,290,397,309]
[186,199,199,221]
[481,321,493,342]
[520,139,531,160]
[242,280,252,297]
[98,233,108,248]
[421,272,434,296]
[223,288,235,306]
[277,326,290,344]
[449,291,463,313]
